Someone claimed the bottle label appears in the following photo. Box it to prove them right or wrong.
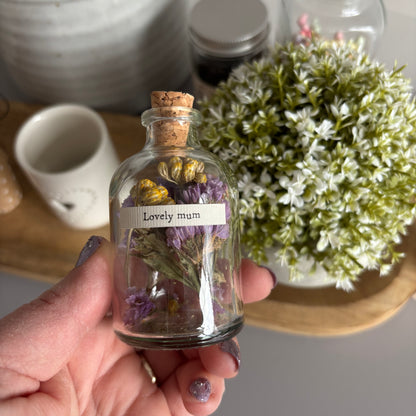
[120,203,226,229]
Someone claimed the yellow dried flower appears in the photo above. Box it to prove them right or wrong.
[138,179,156,192]
[131,179,156,203]
[157,162,169,179]
[169,156,183,183]
[168,299,180,315]
[182,159,198,182]
[131,178,172,206]
[214,271,226,284]
[186,158,204,174]
[196,160,205,173]
[140,186,168,205]
[195,173,207,183]
[157,156,206,184]
[161,197,176,205]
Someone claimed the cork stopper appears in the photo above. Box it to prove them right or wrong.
[150,91,195,146]
[0,147,22,214]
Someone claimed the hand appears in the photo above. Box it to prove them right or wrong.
[0,236,276,416]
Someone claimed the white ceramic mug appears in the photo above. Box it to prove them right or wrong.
[14,104,119,229]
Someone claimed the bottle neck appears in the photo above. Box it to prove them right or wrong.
[141,107,202,148]
[144,121,200,149]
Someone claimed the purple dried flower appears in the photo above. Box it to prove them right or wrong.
[123,287,155,327]
[213,300,226,315]
[166,176,231,250]
[122,194,135,207]
[119,229,141,250]
[166,226,198,250]
[212,283,227,315]
[166,224,202,250]
[214,224,230,240]
[181,175,229,210]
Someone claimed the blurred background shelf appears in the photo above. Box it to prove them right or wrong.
[1,101,416,336]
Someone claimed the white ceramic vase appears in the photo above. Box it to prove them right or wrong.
[264,248,335,288]
[0,0,190,113]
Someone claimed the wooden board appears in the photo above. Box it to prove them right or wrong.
[1,101,416,335]
[245,240,416,336]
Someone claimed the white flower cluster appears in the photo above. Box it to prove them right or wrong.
[200,39,416,287]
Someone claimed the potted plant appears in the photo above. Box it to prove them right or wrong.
[199,38,416,290]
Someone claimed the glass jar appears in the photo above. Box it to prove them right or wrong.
[110,91,243,349]
[282,0,385,55]
[188,0,270,101]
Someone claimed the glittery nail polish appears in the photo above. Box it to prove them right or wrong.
[76,236,102,267]
[220,339,241,371]
[189,377,211,403]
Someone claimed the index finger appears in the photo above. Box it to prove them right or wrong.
[240,259,276,303]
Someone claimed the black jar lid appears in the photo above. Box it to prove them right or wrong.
[189,0,270,58]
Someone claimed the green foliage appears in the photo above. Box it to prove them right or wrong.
[199,39,416,287]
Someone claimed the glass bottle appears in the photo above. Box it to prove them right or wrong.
[188,0,270,101]
[110,91,243,349]
[282,0,385,55]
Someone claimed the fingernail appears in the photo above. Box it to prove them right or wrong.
[220,339,241,371]
[189,377,211,403]
[76,236,103,267]
[261,266,278,288]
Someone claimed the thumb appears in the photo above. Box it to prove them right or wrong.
[0,236,113,384]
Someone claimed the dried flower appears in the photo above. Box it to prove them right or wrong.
[130,179,174,205]
[158,156,207,184]
[199,38,416,287]
[165,176,231,250]
[124,287,156,327]
[122,157,234,328]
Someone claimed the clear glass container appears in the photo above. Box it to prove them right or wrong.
[282,0,386,55]
[110,92,243,349]
[188,0,270,100]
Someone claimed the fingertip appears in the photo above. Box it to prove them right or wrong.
[60,236,113,311]
[189,377,211,403]
[219,338,241,373]
[199,338,240,379]
[260,265,278,289]
[74,235,113,269]
[75,235,103,267]
[241,259,276,303]
[177,360,224,416]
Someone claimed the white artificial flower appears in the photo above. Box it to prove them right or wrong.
[340,102,350,115]
[336,279,355,292]
[321,170,343,192]
[231,65,250,83]
[379,263,393,276]
[260,169,272,185]
[317,230,340,252]
[208,106,224,121]
[234,86,256,104]
[361,92,375,107]
[238,171,257,198]
[253,185,266,198]
[198,37,416,290]
[307,139,325,157]
[279,174,306,208]
[315,119,335,140]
